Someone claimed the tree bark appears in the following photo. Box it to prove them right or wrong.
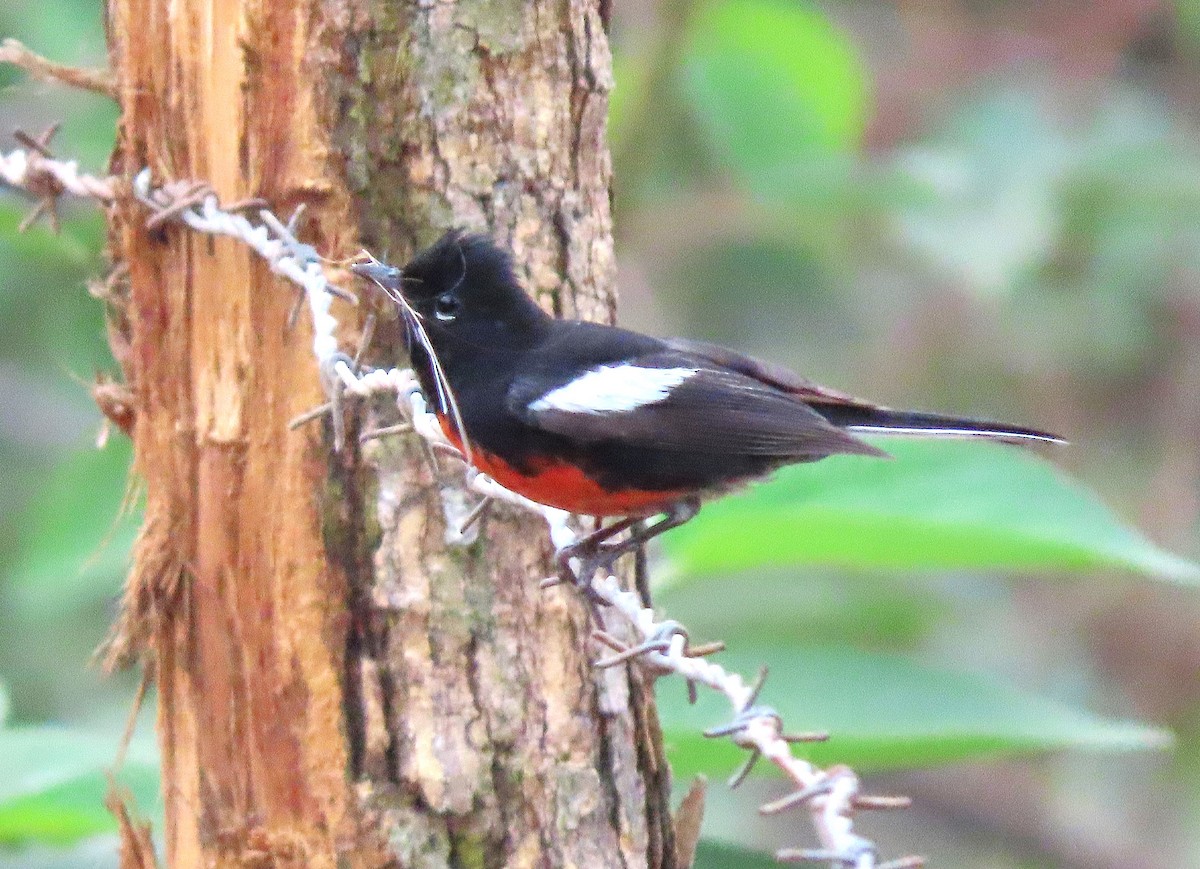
[105,1,675,867]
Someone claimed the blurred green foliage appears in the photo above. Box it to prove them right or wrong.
[613,0,1200,864]
[661,439,1200,584]
[0,723,159,846]
[683,0,868,172]
[3,0,1200,866]
[661,645,1169,778]
[2,3,139,866]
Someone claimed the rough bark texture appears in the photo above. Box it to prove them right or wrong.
[105,0,674,866]
[331,3,675,867]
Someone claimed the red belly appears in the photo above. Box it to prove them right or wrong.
[438,418,683,517]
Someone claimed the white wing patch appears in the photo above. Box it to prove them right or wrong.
[528,365,698,415]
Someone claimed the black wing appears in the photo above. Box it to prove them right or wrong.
[659,337,866,406]
[508,351,887,460]
[661,337,1064,445]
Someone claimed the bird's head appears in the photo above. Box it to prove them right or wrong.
[352,230,549,350]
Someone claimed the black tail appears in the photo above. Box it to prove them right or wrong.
[816,405,1066,446]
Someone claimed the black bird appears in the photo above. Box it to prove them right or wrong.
[352,230,1062,580]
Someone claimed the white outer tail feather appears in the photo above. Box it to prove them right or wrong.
[844,425,1067,444]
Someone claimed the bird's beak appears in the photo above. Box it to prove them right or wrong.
[350,260,404,292]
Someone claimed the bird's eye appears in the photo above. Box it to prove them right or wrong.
[433,292,461,321]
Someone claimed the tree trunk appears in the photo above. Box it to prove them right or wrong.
[105,1,675,867]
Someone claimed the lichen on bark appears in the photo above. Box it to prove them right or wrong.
[327,2,676,867]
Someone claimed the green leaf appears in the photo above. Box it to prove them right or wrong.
[693,841,778,869]
[608,51,645,153]
[659,439,1200,586]
[6,439,138,619]
[682,0,869,183]
[0,685,8,727]
[1177,0,1200,58]
[0,726,159,846]
[892,92,1069,297]
[660,645,1171,778]
[657,570,942,649]
[0,205,111,381]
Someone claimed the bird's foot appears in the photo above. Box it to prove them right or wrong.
[539,542,623,627]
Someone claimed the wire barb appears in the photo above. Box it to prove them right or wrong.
[11,126,65,232]
[1,139,119,211]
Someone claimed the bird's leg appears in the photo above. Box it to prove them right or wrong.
[556,515,641,588]
[634,539,651,608]
[606,497,699,563]
[559,498,702,590]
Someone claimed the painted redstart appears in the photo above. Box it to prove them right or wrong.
[352,231,1063,581]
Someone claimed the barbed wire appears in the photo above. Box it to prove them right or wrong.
[0,138,922,868]
[0,128,117,231]
[413,410,920,869]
